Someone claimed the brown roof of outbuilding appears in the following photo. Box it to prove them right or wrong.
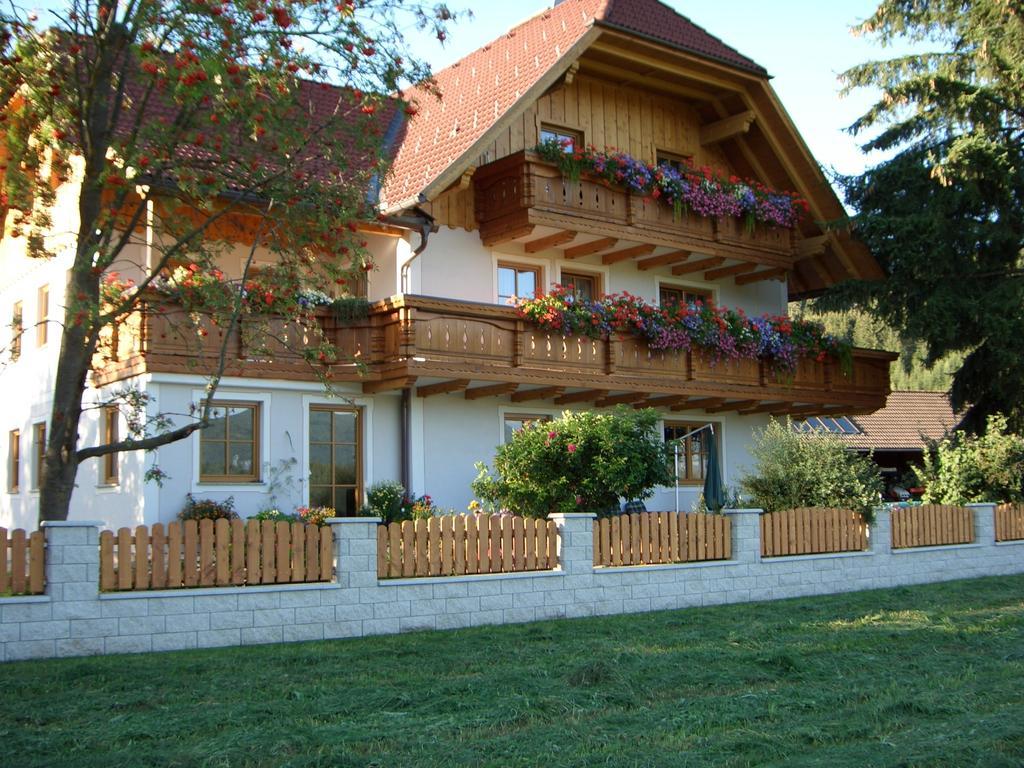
[382,0,768,209]
[844,391,960,451]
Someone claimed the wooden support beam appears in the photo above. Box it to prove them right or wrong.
[637,395,690,409]
[524,230,577,254]
[563,60,580,86]
[601,243,656,265]
[417,379,471,398]
[796,234,830,258]
[739,401,793,416]
[735,267,788,285]
[595,392,646,407]
[554,389,604,405]
[636,250,691,271]
[704,262,756,281]
[456,167,476,191]
[564,237,618,260]
[672,397,724,411]
[482,224,535,248]
[464,382,519,401]
[699,110,756,146]
[362,377,416,394]
[704,399,759,414]
[672,256,724,276]
[510,386,564,403]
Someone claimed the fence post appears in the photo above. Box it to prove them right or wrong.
[724,509,761,563]
[328,517,381,589]
[968,503,996,545]
[40,521,103,603]
[871,507,891,556]
[548,513,595,574]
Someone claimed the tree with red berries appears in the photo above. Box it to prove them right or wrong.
[0,0,460,523]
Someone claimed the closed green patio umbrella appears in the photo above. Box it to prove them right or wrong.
[702,427,726,513]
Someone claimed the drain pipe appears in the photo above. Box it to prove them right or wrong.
[378,207,436,493]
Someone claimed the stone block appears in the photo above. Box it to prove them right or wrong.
[503,607,537,624]
[6,640,56,660]
[335,603,374,622]
[105,635,153,655]
[283,623,324,643]
[71,618,119,638]
[235,592,280,611]
[147,596,195,615]
[51,600,103,620]
[60,546,100,565]
[47,564,90,584]
[21,620,70,641]
[61,582,100,602]
[241,626,283,645]
[279,590,324,608]
[478,594,513,612]
[362,618,400,636]
[209,611,252,630]
[408,598,447,617]
[252,608,294,627]
[431,582,469,599]
[294,606,334,625]
[173,612,213,632]
[118,616,166,636]
[444,596,480,614]
[197,628,241,648]
[512,591,546,609]
[400,615,436,632]
[100,599,149,618]
[2,602,52,623]
[153,632,198,652]
[194,594,240,613]
[56,637,105,657]
[465,580,503,597]
[373,601,411,620]
[323,620,363,639]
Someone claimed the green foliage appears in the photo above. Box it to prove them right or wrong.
[791,300,963,392]
[472,407,673,518]
[179,494,238,522]
[362,481,407,525]
[820,0,1024,432]
[915,414,1024,504]
[250,509,299,524]
[739,420,883,518]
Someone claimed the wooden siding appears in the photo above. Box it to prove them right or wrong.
[425,75,733,231]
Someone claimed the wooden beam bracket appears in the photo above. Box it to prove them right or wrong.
[510,386,565,403]
[464,382,520,401]
[700,110,756,146]
[524,230,577,254]
[554,389,604,405]
[564,237,617,260]
[417,379,471,398]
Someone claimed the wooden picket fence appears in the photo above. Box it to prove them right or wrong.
[1,527,45,596]
[99,520,333,591]
[995,503,1024,542]
[376,514,558,579]
[760,508,868,558]
[890,504,973,549]
[592,512,732,567]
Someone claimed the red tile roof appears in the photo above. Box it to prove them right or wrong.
[382,0,767,209]
[843,391,960,451]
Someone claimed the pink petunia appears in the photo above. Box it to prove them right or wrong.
[567,444,577,453]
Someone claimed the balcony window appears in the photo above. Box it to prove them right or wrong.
[199,402,260,483]
[664,421,717,484]
[659,285,711,308]
[498,262,541,305]
[560,271,600,302]
[540,125,582,153]
[503,413,552,444]
[656,149,693,172]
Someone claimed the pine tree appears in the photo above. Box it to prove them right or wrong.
[820,0,1024,432]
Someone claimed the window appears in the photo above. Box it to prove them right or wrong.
[8,430,19,493]
[503,413,552,444]
[660,284,711,308]
[540,124,582,153]
[11,301,22,361]
[560,271,601,302]
[102,407,119,485]
[199,402,260,482]
[309,407,361,515]
[36,285,48,347]
[793,416,861,435]
[497,262,541,305]
[32,422,45,490]
[664,421,716,484]
[656,149,693,173]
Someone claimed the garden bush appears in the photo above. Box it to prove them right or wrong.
[179,494,238,521]
[471,407,673,518]
[738,419,882,518]
[915,414,1024,504]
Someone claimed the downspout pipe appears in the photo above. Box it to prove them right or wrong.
[376,207,435,493]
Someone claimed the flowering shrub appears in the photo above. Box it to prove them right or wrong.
[535,139,809,229]
[296,506,335,527]
[515,286,851,372]
[472,407,673,518]
[251,508,299,523]
[178,494,238,521]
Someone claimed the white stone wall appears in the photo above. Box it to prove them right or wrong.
[2,506,1021,662]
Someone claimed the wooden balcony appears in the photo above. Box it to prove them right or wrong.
[95,295,894,417]
[473,151,800,272]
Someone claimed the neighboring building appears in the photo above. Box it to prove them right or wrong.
[1,0,895,530]
[796,391,960,495]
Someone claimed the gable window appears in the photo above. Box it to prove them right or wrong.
[32,422,46,490]
[497,262,541,305]
[656,150,693,172]
[101,407,120,486]
[560,271,601,302]
[664,421,717,484]
[503,413,552,444]
[36,285,48,347]
[8,430,19,493]
[660,284,711,308]
[11,301,22,361]
[199,402,260,483]
[540,125,582,153]
[309,407,361,515]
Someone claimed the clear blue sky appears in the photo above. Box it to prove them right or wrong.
[400,1,916,179]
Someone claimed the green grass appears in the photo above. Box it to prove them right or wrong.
[3,576,1024,768]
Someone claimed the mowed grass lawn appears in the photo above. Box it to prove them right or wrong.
[2,575,1024,768]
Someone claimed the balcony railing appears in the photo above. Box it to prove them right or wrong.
[95,294,894,416]
[473,151,797,263]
